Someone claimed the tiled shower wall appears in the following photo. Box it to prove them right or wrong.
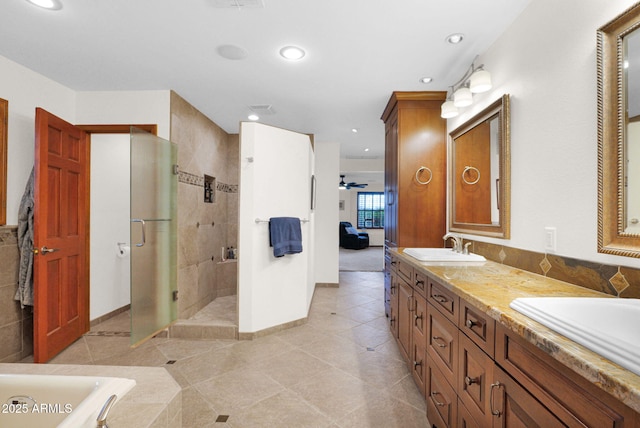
[0,226,33,362]
[170,91,239,319]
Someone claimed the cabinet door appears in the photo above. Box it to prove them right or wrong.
[458,399,482,428]
[459,333,494,427]
[384,117,398,247]
[389,271,399,337]
[411,295,427,396]
[397,279,413,362]
[427,360,457,428]
[427,302,459,388]
[492,366,565,428]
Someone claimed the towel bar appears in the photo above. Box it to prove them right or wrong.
[255,218,309,224]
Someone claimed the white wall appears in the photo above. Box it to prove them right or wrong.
[447,0,640,268]
[76,90,171,140]
[238,122,314,333]
[90,134,131,319]
[0,55,76,225]
[314,142,340,285]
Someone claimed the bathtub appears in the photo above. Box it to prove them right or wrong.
[0,374,136,428]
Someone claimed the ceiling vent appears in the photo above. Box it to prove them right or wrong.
[211,0,265,8]
[249,104,276,115]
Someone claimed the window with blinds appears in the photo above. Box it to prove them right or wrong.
[357,192,385,229]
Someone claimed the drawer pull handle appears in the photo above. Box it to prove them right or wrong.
[433,294,448,303]
[465,376,478,386]
[466,319,477,328]
[432,336,447,348]
[413,360,422,369]
[390,317,395,326]
[431,391,446,407]
[414,313,423,325]
[415,279,425,288]
[490,381,503,417]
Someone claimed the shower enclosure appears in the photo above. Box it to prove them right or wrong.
[129,127,178,346]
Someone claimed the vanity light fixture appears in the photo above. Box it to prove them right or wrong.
[26,0,62,9]
[279,46,306,61]
[441,55,492,118]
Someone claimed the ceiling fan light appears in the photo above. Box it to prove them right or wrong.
[470,69,492,93]
[441,100,459,118]
[453,87,473,107]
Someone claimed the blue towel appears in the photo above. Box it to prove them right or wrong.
[269,217,303,257]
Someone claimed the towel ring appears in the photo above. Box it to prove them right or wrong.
[415,166,433,185]
[462,166,481,185]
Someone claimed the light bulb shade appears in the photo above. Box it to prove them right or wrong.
[441,100,459,118]
[453,87,473,107]
[470,69,492,93]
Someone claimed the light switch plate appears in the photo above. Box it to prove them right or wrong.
[544,227,557,252]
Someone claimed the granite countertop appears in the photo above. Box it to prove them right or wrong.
[391,248,640,413]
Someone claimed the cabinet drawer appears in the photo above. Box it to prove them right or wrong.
[427,361,457,428]
[458,333,494,428]
[427,302,458,388]
[397,258,413,283]
[459,300,495,358]
[495,324,628,428]
[389,251,399,272]
[413,270,428,298]
[457,399,481,428]
[428,280,459,322]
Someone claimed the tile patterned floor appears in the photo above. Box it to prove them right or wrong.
[34,271,429,427]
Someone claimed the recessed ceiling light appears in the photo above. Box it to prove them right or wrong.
[364,148,370,152]
[351,128,359,133]
[420,77,433,84]
[445,33,464,44]
[279,46,306,61]
[26,0,62,9]
[248,114,259,121]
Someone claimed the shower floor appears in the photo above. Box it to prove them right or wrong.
[169,294,238,340]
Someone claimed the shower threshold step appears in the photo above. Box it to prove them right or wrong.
[169,321,237,340]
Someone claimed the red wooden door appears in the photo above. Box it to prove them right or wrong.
[33,108,89,363]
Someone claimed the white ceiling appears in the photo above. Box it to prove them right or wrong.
[0,0,530,160]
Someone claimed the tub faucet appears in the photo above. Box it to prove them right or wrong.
[96,394,117,428]
[443,233,463,253]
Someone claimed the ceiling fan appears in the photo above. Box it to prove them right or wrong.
[338,174,368,190]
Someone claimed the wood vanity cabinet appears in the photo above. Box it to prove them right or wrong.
[391,261,640,427]
[381,91,447,250]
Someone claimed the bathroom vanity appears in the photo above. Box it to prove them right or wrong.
[387,248,640,427]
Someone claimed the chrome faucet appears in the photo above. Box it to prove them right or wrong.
[443,233,463,253]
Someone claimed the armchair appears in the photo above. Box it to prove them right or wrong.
[339,222,370,250]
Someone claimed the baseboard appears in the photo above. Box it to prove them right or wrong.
[315,282,339,288]
[238,317,307,340]
[90,304,130,328]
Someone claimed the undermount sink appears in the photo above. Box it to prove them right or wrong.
[510,297,640,376]
[403,247,486,262]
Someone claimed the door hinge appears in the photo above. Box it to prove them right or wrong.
[173,164,179,175]
[172,290,179,301]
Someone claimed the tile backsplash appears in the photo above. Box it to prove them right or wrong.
[471,240,640,298]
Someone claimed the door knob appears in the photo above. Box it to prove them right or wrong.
[34,246,59,255]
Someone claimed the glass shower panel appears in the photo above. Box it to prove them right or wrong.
[130,127,178,346]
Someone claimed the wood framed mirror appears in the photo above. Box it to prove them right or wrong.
[449,94,510,238]
[598,3,640,257]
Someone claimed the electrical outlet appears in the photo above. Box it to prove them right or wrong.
[544,227,557,252]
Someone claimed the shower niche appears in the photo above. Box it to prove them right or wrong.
[204,175,215,203]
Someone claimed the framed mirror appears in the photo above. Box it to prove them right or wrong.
[449,94,510,238]
[598,3,640,257]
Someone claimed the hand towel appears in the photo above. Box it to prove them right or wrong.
[269,217,302,257]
